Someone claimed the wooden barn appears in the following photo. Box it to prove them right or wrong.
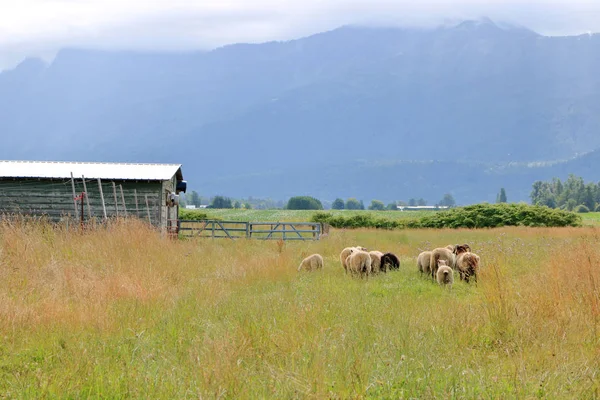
[0,160,187,229]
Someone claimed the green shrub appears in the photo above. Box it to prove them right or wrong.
[286,196,323,210]
[178,209,209,221]
[311,203,581,229]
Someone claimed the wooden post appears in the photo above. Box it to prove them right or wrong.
[119,184,128,217]
[112,182,119,217]
[134,189,139,217]
[145,195,151,224]
[81,175,92,219]
[70,172,79,220]
[97,178,107,221]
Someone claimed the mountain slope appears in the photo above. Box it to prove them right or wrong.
[1,20,600,202]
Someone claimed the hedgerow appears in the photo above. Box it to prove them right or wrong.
[312,203,581,229]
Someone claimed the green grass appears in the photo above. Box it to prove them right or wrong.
[181,208,436,222]
[580,212,600,225]
[2,220,600,397]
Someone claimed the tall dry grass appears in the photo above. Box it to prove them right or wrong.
[1,219,600,397]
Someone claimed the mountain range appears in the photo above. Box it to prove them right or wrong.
[1,18,600,204]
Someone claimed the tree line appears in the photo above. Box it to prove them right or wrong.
[531,175,600,212]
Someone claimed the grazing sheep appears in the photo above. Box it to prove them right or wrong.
[298,254,324,271]
[445,245,455,252]
[381,253,400,271]
[369,251,384,273]
[429,247,455,280]
[346,249,372,278]
[455,252,481,283]
[436,260,454,288]
[417,251,433,276]
[340,246,368,272]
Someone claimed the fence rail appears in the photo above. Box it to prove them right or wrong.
[175,220,322,241]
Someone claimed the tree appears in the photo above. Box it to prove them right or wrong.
[408,198,417,207]
[497,188,507,203]
[368,200,385,210]
[359,200,365,210]
[332,198,345,210]
[243,202,252,209]
[210,196,233,209]
[345,198,361,210]
[417,198,427,206]
[386,201,398,210]
[189,191,201,207]
[234,201,242,209]
[438,193,456,207]
[286,196,323,210]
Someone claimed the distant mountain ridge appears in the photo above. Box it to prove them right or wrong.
[1,19,600,203]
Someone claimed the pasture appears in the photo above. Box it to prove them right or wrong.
[1,219,600,398]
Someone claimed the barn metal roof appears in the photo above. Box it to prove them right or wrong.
[0,160,183,181]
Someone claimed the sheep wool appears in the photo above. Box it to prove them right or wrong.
[298,254,324,271]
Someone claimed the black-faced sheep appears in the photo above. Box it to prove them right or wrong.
[455,252,480,283]
[340,246,367,272]
[369,251,384,273]
[429,247,455,280]
[436,260,454,288]
[417,251,433,276]
[346,249,372,278]
[298,254,324,271]
[381,253,400,271]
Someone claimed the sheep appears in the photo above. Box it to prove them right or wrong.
[417,251,433,276]
[346,249,372,278]
[369,251,384,273]
[436,260,454,288]
[298,254,324,272]
[455,252,481,283]
[445,245,455,252]
[429,247,455,280]
[381,253,400,271]
[340,246,368,272]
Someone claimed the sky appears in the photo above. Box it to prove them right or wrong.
[1,0,600,70]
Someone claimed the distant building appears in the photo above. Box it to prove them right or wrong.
[185,205,197,209]
[0,160,187,229]
[397,205,449,211]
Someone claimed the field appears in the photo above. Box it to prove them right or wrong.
[2,219,600,397]
[181,208,439,222]
[185,208,600,226]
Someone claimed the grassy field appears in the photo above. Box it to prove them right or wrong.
[180,208,436,222]
[581,212,600,225]
[2,219,600,397]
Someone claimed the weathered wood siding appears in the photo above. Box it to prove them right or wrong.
[0,178,165,225]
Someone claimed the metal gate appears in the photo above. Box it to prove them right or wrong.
[176,220,322,240]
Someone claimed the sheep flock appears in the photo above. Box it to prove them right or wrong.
[299,243,481,286]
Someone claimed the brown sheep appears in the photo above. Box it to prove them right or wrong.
[381,253,400,271]
[346,249,372,278]
[436,260,454,288]
[429,247,455,280]
[417,251,433,276]
[369,251,384,273]
[340,246,367,272]
[298,254,324,271]
[455,252,480,283]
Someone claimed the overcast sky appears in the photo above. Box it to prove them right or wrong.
[1,0,599,70]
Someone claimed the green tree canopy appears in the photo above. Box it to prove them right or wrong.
[210,196,233,209]
[438,193,456,207]
[286,196,324,210]
[369,200,385,210]
[345,198,362,210]
[332,198,345,210]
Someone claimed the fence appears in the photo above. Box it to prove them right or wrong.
[176,220,322,241]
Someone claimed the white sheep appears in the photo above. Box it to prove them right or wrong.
[417,251,433,276]
[436,260,454,288]
[298,254,324,271]
[340,246,367,272]
[369,251,384,273]
[346,249,372,278]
